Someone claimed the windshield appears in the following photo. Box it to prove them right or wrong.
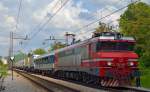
[96,41,135,51]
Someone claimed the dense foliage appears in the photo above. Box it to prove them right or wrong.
[95,22,112,33]
[0,60,8,78]
[119,2,150,67]
[14,52,27,62]
[33,48,47,55]
[50,42,66,51]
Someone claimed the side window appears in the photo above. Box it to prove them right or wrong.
[92,42,97,52]
[81,45,89,60]
[58,49,75,58]
[49,55,55,63]
[45,57,48,64]
[96,42,100,52]
[65,49,74,55]
[58,51,64,57]
[74,47,81,54]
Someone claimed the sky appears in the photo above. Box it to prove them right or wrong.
[0,0,150,56]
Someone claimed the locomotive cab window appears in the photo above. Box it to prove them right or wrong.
[96,41,135,51]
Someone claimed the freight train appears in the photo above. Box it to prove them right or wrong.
[14,32,140,87]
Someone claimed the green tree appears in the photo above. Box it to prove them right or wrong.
[14,51,27,62]
[33,48,47,55]
[95,22,112,33]
[0,59,8,78]
[0,60,2,66]
[119,2,150,67]
[50,42,66,51]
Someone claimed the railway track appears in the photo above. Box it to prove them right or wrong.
[15,70,79,92]
[63,79,150,92]
[105,87,150,92]
[15,69,150,92]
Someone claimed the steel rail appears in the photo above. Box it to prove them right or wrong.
[15,69,150,92]
[15,70,79,92]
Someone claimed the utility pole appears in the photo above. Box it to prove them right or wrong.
[9,31,29,80]
[9,32,13,80]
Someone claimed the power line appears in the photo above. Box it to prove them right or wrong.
[77,19,120,38]
[13,0,24,53]
[42,35,66,49]
[22,0,70,51]
[21,0,138,52]
[25,0,60,38]
[31,0,122,50]
[20,0,61,49]
[9,0,23,57]
[74,0,139,40]
[94,0,126,18]
[75,0,138,34]
[15,0,23,32]
[30,0,69,39]
[77,6,124,31]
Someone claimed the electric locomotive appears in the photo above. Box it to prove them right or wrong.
[14,32,140,87]
[54,32,140,87]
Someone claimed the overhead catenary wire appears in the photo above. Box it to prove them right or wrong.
[21,0,138,52]
[30,0,70,39]
[25,0,61,38]
[77,19,120,37]
[22,0,124,36]
[73,0,139,41]
[75,0,138,33]
[41,0,133,49]
[11,0,23,56]
[70,0,138,42]
[19,0,61,50]
[15,0,23,32]
[32,0,138,50]
[89,0,126,19]
[21,0,70,51]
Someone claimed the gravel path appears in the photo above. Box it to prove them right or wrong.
[2,71,49,92]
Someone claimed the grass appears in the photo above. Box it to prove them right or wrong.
[0,61,8,90]
[140,67,150,89]
[0,62,8,78]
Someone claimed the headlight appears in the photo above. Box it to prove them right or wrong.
[129,62,134,66]
[107,62,112,66]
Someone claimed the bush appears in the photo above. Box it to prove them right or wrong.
[0,60,8,90]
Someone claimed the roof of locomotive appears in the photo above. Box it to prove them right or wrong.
[34,52,54,60]
[34,32,136,58]
[55,35,136,53]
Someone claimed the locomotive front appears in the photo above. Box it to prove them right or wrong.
[91,32,140,87]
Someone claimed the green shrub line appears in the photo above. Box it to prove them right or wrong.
[139,67,150,88]
[0,61,8,91]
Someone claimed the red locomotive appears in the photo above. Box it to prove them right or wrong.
[15,32,140,87]
[54,32,140,87]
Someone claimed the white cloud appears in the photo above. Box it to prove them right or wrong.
[4,15,16,29]
[33,0,90,30]
[0,0,149,56]
[142,0,150,4]
[92,0,127,6]
[0,2,8,12]
[32,0,60,22]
